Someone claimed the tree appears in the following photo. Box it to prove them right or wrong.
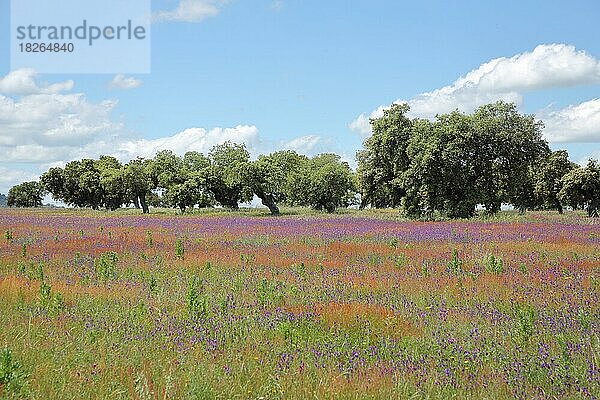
[288,153,356,212]
[534,150,577,214]
[0,193,8,207]
[206,142,253,209]
[41,160,104,209]
[40,167,66,203]
[181,152,215,209]
[244,150,308,215]
[470,102,548,214]
[402,113,479,219]
[7,181,45,208]
[559,160,600,217]
[96,156,128,211]
[123,158,154,213]
[356,103,413,208]
[149,150,190,212]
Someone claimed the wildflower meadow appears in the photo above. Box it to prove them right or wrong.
[0,209,598,399]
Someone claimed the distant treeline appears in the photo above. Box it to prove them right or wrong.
[10,144,355,215]
[0,193,7,207]
[7,101,600,218]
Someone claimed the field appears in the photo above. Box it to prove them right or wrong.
[0,209,598,399]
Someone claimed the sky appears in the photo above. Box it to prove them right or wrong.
[1,0,599,194]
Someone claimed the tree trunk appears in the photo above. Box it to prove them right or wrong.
[133,196,140,209]
[258,192,280,216]
[553,198,563,214]
[139,193,149,214]
[588,200,599,217]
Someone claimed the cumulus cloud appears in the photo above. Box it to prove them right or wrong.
[350,44,600,138]
[541,98,600,143]
[282,135,322,154]
[109,74,143,90]
[114,125,261,160]
[0,93,121,148]
[0,69,123,165]
[0,69,74,95]
[154,0,228,23]
[0,166,39,193]
[0,69,357,194]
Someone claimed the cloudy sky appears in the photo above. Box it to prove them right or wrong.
[1,0,599,193]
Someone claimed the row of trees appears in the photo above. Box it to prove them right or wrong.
[8,143,356,215]
[357,101,599,218]
[6,101,600,217]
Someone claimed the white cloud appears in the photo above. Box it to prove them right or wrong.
[541,98,600,143]
[154,0,228,23]
[282,135,322,154]
[0,166,38,193]
[349,105,387,138]
[0,93,121,147]
[350,44,600,137]
[0,69,73,95]
[114,125,261,160]
[109,74,143,90]
[0,69,123,164]
[0,69,352,193]
[446,44,600,94]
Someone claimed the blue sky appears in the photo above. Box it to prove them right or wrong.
[0,0,599,193]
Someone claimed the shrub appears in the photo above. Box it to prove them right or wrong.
[0,348,29,398]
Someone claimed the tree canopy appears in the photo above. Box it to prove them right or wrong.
[354,101,590,218]
[7,182,45,208]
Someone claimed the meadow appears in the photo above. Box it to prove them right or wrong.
[0,209,598,399]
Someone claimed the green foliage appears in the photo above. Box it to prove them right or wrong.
[175,238,185,260]
[359,101,551,219]
[94,252,119,281]
[533,150,577,213]
[22,100,595,220]
[514,303,536,346]
[559,159,600,217]
[446,249,463,275]
[7,181,45,208]
[393,253,408,269]
[187,276,209,320]
[146,230,153,247]
[356,104,412,208]
[518,262,528,275]
[123,158,154,214]
[485,254,504,275]
[0,348,29,398]
[287,153,357,212]
[38,279,65,316]
[205,142,253,209]
[245,151,308,215]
